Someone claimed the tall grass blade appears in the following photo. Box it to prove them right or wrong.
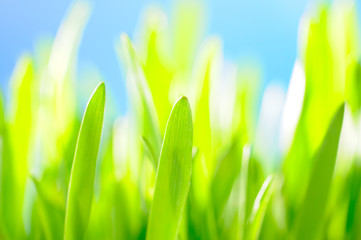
[118,34,162,164]
[293,103,345,239]
[64,82,106,240]
[146,97,193,240]
[245,175,275,240]
[3,54,34,239]
[211,138,242,217]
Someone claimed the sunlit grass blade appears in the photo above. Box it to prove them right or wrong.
[47,1,90,141]
[141,136,157,170]
[140,8,173,133]
[146,96,193,240]
[31,176,65,240]
[283,6,342,223]
[0,90,19,239]
[2,54,34,239]
[293,103,345,240]
[192,38,220,174]
[64,82,106,240]
[346,59,361,115]
[345,160,361,239]
[301,6,343,154]
[118,34,162,164]
[173,1,205,74]
[330,0,360,115]
[9,54,34,188]
[211,138,242,217]
[245,175,275,240]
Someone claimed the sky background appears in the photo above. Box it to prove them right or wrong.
[1,0,359,114]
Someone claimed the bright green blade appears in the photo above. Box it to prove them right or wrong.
[192,38,220,174]
[346,59,361,115]
[64,82,106,240]
[293,104,345,240]
[245,175,275,240]
[0,90,17,239]
[172,1,205,74]
[31,176,65,240]
[8,54,34,189]
[211,138,242,217]
[140,8,173,133]
[283,6,343,223]
[2,54,34,239]
[146,96,193,240]
[345,159,361,239]
[118,34,162,164]
[47,1,90,141]
[141,136,157,170]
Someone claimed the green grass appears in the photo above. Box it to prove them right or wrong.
[0,0,361,239]
[64,82,105,240]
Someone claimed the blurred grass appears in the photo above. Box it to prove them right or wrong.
[0,0,361,239]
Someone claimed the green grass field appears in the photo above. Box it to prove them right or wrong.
[1,1,361,239]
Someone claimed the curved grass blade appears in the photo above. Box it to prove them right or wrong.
[0,90,18,239]
[140,8,173,133]
[141,136,157,170]
[1,55,34,239]
[192,38,219,174]
[64,82,106,240]
[245,175,275,240]
[293,103,345,240]
[31,176,65,240]
[48,1,90,141]
[211,137,242,217]
[146,97,193,240]
[118,34,162,164]
[9,55,34,181]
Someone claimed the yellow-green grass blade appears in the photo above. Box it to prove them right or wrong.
[141,136,157,170]
[211,138,243,217]
[329,0,360,115]
[2,54,34,239]
[8,54,34,189]
[37,2,90,168]
[0,90,21,239]
[301,6,343,155]
[140,8,173,133]
[346,59,361,115]
[47,1,90,141]
[345,159,361,239]
[64,82,106,240]
[118,34,162,164]
[31,176,65,240]
[293,104,345,240]
[172,1,205,74]
[283,6,342,222]
[245,175,275,240]
[146,97,193,240]
[192,38,219,174]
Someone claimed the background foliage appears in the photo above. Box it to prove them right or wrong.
[1,0,361,239]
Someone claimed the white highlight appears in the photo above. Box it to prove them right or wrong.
[255,83,286,170]
[279,60,306,154]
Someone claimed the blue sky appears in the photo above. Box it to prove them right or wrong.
[1,0,354,113]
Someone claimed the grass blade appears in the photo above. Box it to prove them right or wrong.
[192,38,219,174]
[211,138,242,217]
[146,96,193,240]
[118,34,162,164]
[64,82,106,240]
[48,1,90,141]
[141,136,157,170]
[293,103,345,240]
[245,175,275,240]
[140,8,173,133]
[3,54,34,239]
